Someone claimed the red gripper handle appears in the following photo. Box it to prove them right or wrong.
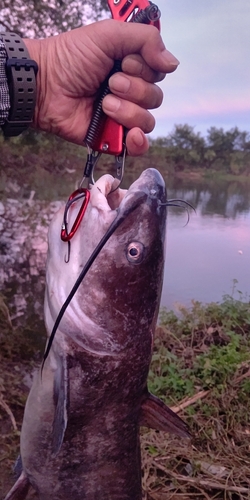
[93,0,161,156]
[108,0,160,29]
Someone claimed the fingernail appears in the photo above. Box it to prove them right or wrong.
[162,49,180,66]
[109,74,131,93]
[132,130,144,147]
[103,95,121,112]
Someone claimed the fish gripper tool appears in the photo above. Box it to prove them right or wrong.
[83,0,161,186]
[61,0,161,250]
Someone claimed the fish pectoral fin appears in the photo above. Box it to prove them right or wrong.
[140,392,191,439]
[3,471,32,500]
[51,353,69,456]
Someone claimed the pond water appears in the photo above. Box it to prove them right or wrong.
[123,171,250,310]
[1,171,249,326]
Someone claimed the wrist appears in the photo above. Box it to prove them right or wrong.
[23,38,42,130]
[23,37,56,135]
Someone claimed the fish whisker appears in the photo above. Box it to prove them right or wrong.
[159,199,196,226]
[160,198,196,210]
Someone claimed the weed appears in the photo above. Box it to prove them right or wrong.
[194,332,249,389]
[143,295,250,498]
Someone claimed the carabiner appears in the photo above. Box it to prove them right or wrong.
[61,188,90,242]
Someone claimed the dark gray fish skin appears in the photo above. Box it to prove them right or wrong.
[4,168,189,500]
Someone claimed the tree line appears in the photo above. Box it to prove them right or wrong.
[147,125,250,175]
[1,125,250,181]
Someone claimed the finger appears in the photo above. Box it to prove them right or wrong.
[122,54,166,83]
[90,20,180,74]
[125,128,149,156]
[108,73,163,109]
[102,95,155,134]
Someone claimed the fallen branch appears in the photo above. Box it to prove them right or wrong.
[234,368,250,385]
[170,390,210,414]
[152,461,250,494]
[173,475,249,495]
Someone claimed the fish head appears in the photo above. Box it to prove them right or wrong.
[44,168,167,358]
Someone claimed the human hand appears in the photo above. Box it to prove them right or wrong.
[24,19,179,156]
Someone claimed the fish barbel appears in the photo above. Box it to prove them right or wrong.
[5,168,189,500]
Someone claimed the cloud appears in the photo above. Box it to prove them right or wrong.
[156,93,250,120]
[151,0,250,136]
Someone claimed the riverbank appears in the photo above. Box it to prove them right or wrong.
[1,296,249,499]
[1,130,250,204]
[143,297,250,498]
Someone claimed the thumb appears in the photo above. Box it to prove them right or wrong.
[83,19,179,74]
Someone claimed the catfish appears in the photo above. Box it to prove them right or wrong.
[5,168,189,500]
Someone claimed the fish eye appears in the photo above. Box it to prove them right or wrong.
[126,242,144,263]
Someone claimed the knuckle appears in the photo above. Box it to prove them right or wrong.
[146,24,159,40]
[155,87,163,108]
[119,101,155,134]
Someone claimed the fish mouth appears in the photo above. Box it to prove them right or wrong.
[89,168,166,217]
[89,174,128,212]
[61,168,167,244]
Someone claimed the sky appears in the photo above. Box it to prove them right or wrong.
[150,0,250,138]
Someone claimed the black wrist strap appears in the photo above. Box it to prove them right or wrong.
[1,32,38,137]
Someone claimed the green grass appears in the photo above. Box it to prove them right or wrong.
[148,295,250,406]
[143,294,250,499]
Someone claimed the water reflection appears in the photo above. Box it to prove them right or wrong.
[166,178,250,219]
[123,168,250,219]
[160,176,250,310]
[122,169,250,309]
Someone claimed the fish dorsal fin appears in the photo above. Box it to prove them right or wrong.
[51,352,69,456]
[140,391,191,439]
[3,471,31,500]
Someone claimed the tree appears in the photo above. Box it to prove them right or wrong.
[0,0,109,38]
[206,127,242,155]
[167,124,205,152]
[164,124,206,170]
[206,127,250,171]
[234,130,250,152]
